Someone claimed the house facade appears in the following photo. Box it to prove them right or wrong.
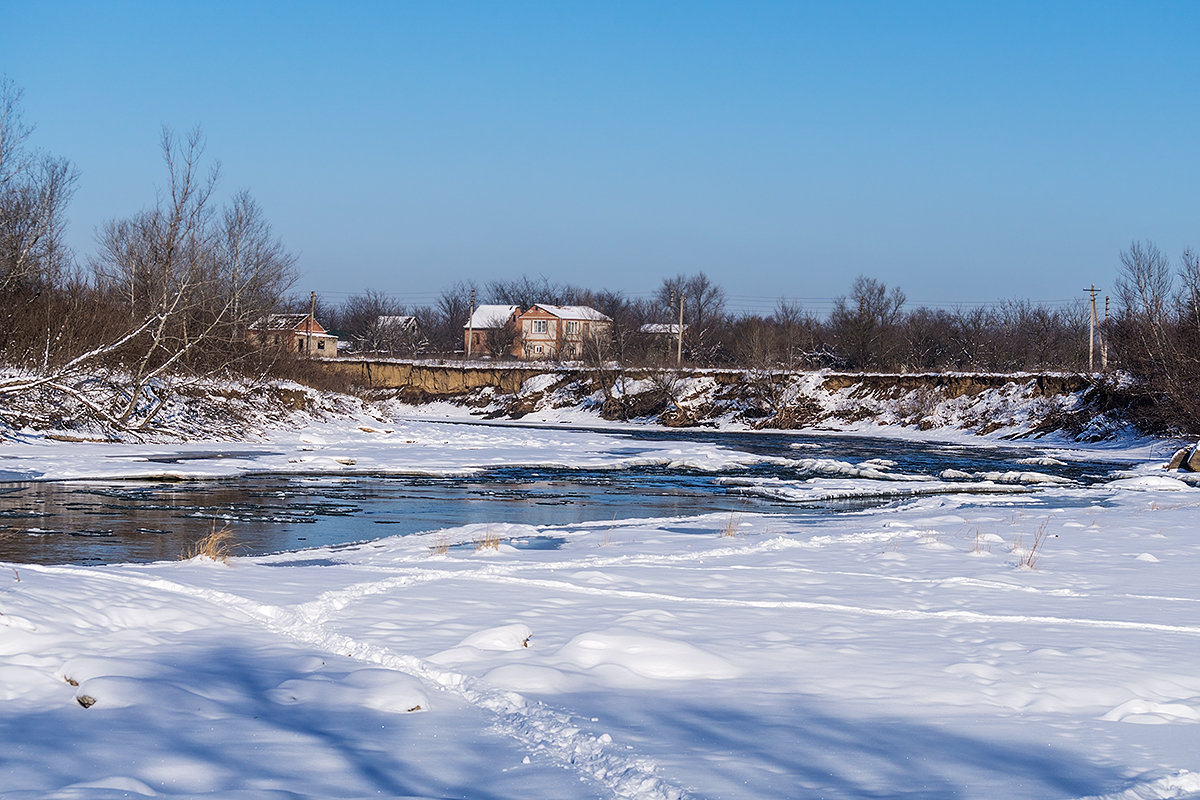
[463,305,521,357]
[249,313,339,357]
[516,304,612,360]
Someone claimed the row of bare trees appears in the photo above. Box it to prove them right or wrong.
[0,78,297,431]
[328,271,1091,374]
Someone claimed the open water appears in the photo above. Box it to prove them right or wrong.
[0,428,1125,565]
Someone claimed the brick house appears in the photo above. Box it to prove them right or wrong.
[516,304,612,360]
[249,313,339,357]
[463,305,521,357]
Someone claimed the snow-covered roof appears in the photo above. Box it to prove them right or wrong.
[377,315,417,328]
[639,323,686,335]
[465,305,520,329]
[528,304,612,322]
[248,313,333,335]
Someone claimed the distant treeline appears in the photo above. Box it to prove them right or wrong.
[321,248,1200,434]
[1,76,1198,434]
[322,273,1092,374]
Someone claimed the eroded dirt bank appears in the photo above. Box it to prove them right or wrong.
[323,359,1108,438]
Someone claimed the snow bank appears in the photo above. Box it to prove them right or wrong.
[3,441,1200,797]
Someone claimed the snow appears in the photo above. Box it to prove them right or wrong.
[4,411,1200,798]
[530,304,612,321]
[0,413,763,482]
[465,305,520,329]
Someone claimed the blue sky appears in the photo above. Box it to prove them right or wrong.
[2,1,1197,315]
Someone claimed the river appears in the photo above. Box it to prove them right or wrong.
[0,428,1124,565]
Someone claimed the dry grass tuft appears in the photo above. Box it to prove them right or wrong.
[474,526,501,551]
[430,537,451,556]
[599,517,617,547]
[970,529,991,555]
[720,513,740,538]
[182,523,239,563]
[1014,519,1053,569]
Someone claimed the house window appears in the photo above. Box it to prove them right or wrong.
[297,339,304,353]
[566,321,579,334]
[317,340,326,350]
[532,320,548,334]
[534,345,544,354]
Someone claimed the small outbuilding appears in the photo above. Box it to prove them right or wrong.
[464,305,521,357]
[249,313,339,357]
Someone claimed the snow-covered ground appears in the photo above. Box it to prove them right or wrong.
[3,410,1200,799]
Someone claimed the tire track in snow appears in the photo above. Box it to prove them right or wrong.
[21,563,691,800]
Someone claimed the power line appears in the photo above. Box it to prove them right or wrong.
[306,287,1086,315]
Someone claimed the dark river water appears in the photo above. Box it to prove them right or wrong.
[0,428,1125,565]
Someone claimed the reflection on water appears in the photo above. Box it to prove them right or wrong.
[0,429,1122,566]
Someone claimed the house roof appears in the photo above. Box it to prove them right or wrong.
[639,323,686,335]
[377,315,417,328]
[465,305,520,329]
[526,304,612,322]
[249,313,332,335]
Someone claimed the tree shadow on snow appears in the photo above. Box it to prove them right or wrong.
[0,641,563,800]
[568,690,1135,799]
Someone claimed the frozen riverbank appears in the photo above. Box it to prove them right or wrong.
[3,415,1200,798]
[5,471,1200,798]
[336,362,1114,440]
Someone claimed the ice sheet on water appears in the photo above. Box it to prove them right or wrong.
[1106,476,1193,491]
[782,455,936,482]
[717,475,1027,504]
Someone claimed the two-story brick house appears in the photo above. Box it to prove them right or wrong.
[516,304,612,360]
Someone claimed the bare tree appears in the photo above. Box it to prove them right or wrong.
[830,276,906,370]
[1115,240,1173,366]
[1109,241,1178,406]
[655,272,727,364]
[0,78,84,369]
[483,318,520,358]
[487,275,576,308]
[0,127,295,431]
[1176,248,1200,343]
[431,280,477,353]
[0,76,78,295]
[338,290,405,352]
[216,189,297,333]
[771,298,824,368]
[94,128,218,322]
[1101,240,1200,433]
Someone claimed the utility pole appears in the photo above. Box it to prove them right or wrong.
[677,292,685,366]
[669,290,684,366]
[1084,285,1099,372]
[466,288,476,359]
[1101,295,1109,370]
[307,291,315,356]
